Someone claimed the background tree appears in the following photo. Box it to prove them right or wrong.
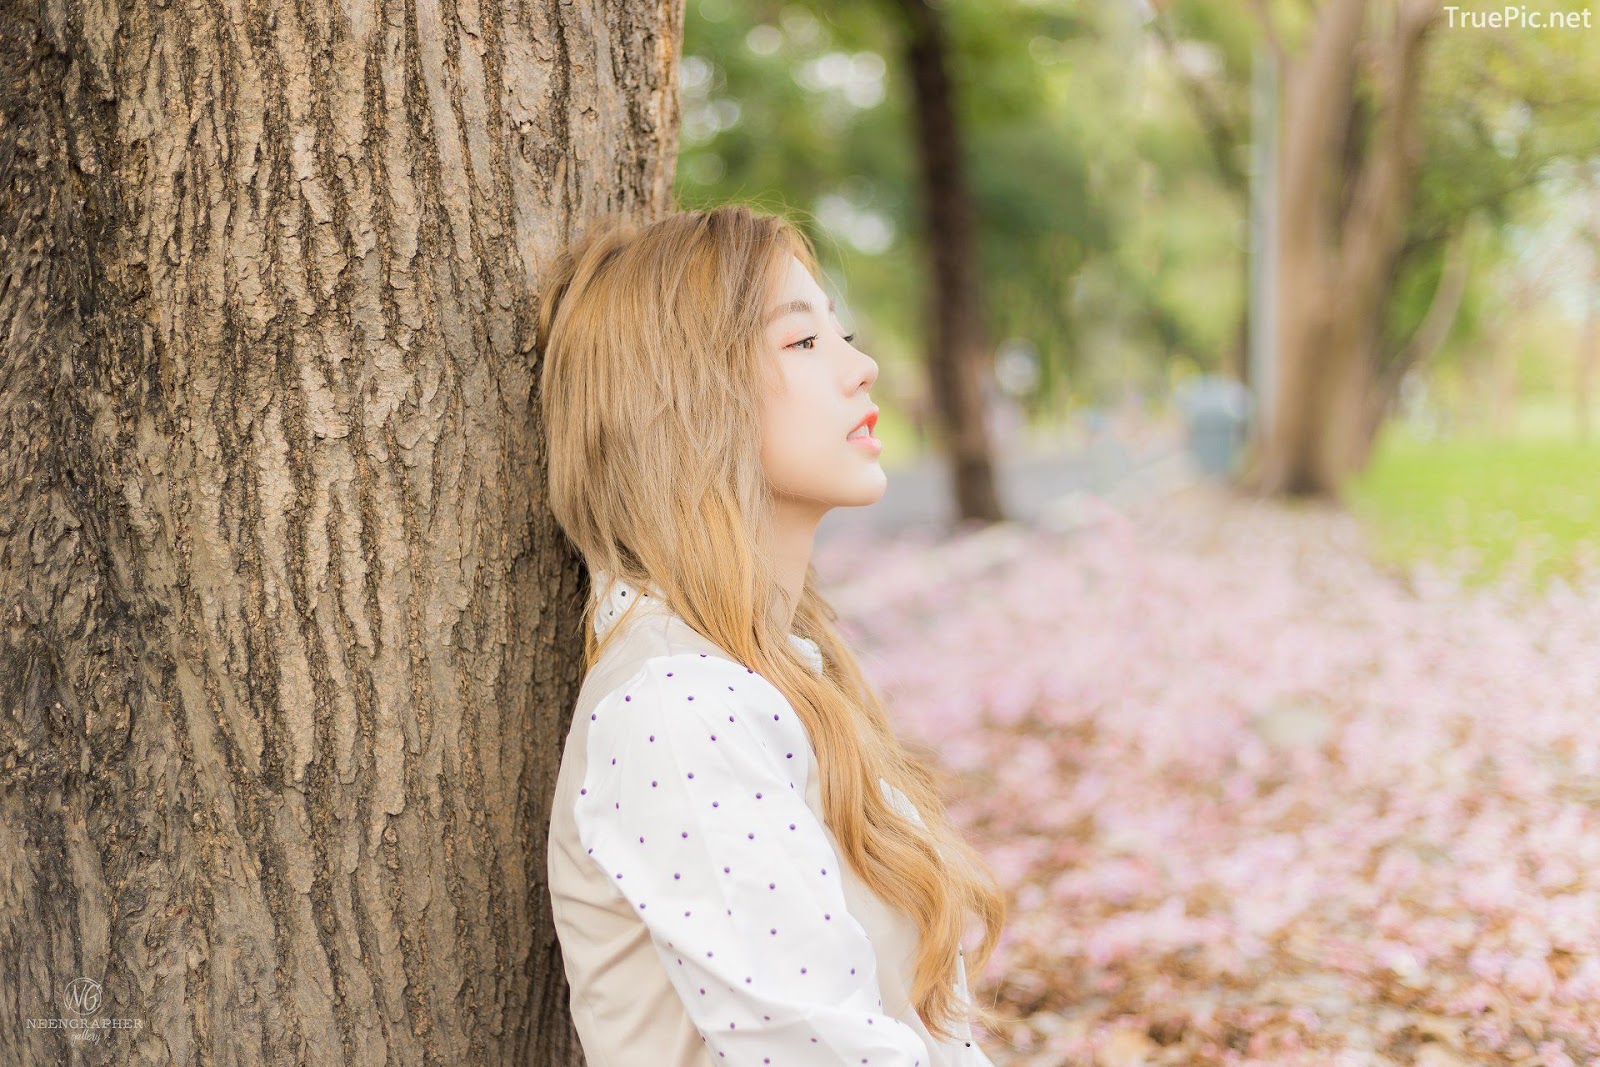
[1250,0,1442,496]
[0,0,682,1063]
[1243,0,1600,495]
[676,0,1115,489]
[679,0,1598,505]
[1579,164,1600,440]
[1148,1,1256,381]
[890,0,1001,520]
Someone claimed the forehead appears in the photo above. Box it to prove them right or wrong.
[766,255,834,324]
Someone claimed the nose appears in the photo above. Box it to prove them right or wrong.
[850,338,878,392]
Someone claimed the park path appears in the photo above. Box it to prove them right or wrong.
[815,423,1190,546]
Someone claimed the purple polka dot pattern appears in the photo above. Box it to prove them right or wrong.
[560,575,988,1065]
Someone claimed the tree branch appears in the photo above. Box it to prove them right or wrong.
[1279,0,1369,256]
[1249,0,1287,69]
[1390,215,1474,375]
[1336,0,1437,296]
[1148,15,1248,190]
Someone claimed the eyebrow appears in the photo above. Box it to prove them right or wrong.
[766,297,835,324]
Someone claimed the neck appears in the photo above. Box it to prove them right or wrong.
[768,498,823,632]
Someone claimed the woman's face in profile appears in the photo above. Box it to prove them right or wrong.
[760,254,887,517]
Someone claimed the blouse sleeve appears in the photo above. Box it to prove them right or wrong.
[575,655,936,1067]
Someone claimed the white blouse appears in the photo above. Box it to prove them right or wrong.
[566,572,995,1066]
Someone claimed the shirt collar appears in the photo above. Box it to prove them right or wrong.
[590,570,824,676]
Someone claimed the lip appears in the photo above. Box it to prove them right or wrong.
[847,407,882,456]
[849,432,883,455]
[846,407,879,440]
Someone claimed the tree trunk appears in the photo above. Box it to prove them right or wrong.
[1489,324,1522,435]
[1253,0,1438,497]
[1577,300,1596,442]
[1354,218,1473,467]
[0,0,682,1063]
[1578,165,1600,442]
[893,0,1004,523]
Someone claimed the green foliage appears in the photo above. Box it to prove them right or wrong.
[1383,16,1600,374]
[678,0,1600,418]
[678,0,1238,410]
[1348,413,1600,589]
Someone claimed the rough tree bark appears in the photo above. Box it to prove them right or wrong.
[1250,0,1439,497]
[0,0,681,1063]
[892,0,1003,524]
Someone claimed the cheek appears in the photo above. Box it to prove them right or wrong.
[758,394,806,473]
[759,376,833,481]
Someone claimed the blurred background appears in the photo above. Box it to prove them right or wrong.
[674,2,1600,1062]
[679,0,1599,589]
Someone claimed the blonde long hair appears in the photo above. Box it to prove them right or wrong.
[536,203,1006,1042]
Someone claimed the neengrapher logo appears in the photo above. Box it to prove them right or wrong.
[24,977,145,1043]
[65,978,100,1016]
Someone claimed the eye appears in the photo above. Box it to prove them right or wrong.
[787,333,856,350]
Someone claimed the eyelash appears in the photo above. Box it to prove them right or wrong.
[789,334,855,350]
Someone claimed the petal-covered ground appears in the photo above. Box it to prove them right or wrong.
[815,485,1600,1067]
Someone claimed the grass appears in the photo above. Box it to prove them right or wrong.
[1347,412,1600,590]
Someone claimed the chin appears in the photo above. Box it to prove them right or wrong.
[839,469,888,507]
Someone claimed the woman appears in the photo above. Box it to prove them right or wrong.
[539,204,1006,1066]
